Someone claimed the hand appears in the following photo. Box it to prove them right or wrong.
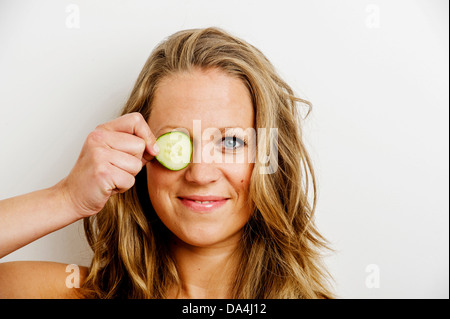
[58,112,159,219]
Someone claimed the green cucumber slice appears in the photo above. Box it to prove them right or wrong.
[155,131,192,170]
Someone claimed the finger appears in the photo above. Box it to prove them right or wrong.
[100,130,150,159]
[107,164,136,195]
[107,148,144,176]
[141,150,155,165]
[100,113,158,156]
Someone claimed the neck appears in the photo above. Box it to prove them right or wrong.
[168,235,241,299]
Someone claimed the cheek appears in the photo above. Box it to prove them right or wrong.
[229,164,254,230]
[145,161,177,207]
[146,162,167,188]
[225,163,254,204]
[232,163,253,187]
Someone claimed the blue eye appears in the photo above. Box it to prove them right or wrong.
[222,136,245,149]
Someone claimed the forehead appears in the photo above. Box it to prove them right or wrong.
[148,68,254,136]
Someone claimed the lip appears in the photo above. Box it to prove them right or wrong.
[178,195,230,212]
[179,195,229,201]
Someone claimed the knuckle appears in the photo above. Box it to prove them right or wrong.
[129,112,144,124]
[93,163,110,179]
[117,174,135,192]
[95,123,106,131]
[133,158,143,173]
[87,130,104,145]
[125,175,136,189]
[90,145,107,160]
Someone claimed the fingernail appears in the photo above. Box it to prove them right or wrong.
[153,142,160,154]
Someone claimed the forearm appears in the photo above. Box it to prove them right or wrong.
[0,182,81,259]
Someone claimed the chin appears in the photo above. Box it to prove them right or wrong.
[173,227,241,248]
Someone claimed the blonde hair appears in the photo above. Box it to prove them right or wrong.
[80,27,334,298]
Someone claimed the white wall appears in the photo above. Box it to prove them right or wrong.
[0,0,448,298]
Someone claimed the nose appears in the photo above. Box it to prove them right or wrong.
[184,161,221,185]
[184,141,221,185]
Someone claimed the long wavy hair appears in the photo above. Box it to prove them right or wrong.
[80,27,334,298]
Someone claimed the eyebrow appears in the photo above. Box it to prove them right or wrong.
[156,125,250,137]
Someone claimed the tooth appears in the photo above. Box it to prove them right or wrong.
[194,200,212,204]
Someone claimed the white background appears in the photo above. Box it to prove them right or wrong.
[0,0,448,298]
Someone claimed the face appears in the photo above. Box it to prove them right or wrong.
[146,67,255,248]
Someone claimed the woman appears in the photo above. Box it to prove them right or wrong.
[0,27,333,298]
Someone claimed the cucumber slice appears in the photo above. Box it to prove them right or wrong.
[155,131,192,170]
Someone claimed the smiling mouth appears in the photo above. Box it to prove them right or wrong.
[177,196,230,212]
[190,200,216,204]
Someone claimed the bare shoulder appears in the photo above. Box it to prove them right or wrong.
[0,261,89,299]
